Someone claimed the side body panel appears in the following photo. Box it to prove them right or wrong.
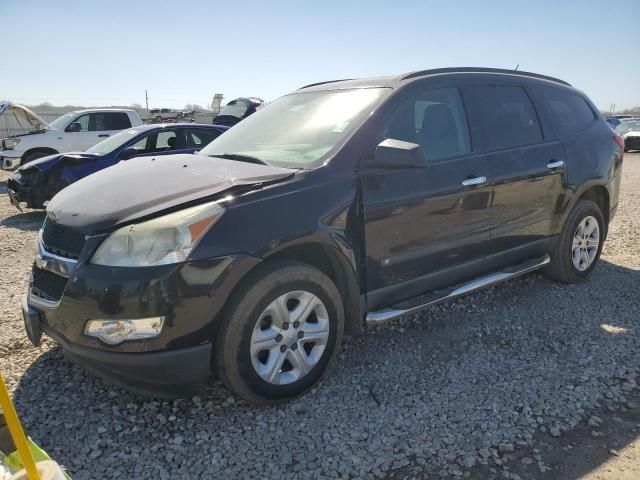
[529,85,623,231]
[360,157,492,306]
[356,79,493,308]
[461,83,567,266]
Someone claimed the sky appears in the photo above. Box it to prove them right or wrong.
[2,0,639,111]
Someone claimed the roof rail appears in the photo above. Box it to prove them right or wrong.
[298,79,354,90]
[401,67,571,86]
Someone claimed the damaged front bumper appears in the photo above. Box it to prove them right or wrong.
[7,171,46,209]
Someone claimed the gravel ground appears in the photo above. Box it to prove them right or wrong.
[0,155,639,479]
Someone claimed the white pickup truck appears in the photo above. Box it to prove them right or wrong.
[0,102,143,170]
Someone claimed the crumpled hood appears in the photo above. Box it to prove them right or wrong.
[47,153,295,233]
[23,152,100,171]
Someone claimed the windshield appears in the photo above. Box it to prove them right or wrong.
[86,128,141,154]
[200,88,389,169]
[48,112,76,130]
[217,100,248,119]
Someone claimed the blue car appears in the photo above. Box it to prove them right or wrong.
[7,123,228,209]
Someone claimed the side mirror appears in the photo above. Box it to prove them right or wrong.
[65,122,81,133]
[119,147,139,160]
[369,138,428,168]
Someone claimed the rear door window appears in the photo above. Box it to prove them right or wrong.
[535,87,596,137]
[379,87,471,161]
[466,85,542,150]
[106,112,132,130]
[185,128,223,148]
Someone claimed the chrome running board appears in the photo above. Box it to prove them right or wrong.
[366,254,550,325]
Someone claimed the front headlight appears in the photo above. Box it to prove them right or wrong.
[91,200,226,267]
[2,138,21,150]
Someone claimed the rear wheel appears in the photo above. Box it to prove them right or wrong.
[543,199,605,283]
[215,261,344,404]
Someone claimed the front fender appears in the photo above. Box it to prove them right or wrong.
[192,173,364,333]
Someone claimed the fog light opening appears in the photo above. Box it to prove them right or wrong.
[84,317,165,345]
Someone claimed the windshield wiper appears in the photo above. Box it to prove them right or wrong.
[213,153,269,165]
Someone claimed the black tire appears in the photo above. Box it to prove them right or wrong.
[543,199,605,284]
[21,150,50,166]
[215,260,344,405]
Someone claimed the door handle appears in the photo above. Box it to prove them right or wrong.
[462,176,487,187]
[98,134,109,138]
[547,160,564,169]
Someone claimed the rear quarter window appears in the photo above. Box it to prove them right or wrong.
[465,85,543,151]
[536,87,596,138]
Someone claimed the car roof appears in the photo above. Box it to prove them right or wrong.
[298,67,572,92]
[70,108,138,114]
[130,123,227,132]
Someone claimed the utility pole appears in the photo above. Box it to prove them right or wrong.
[145,90,149,117]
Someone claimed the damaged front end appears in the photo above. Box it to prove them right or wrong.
[7,153,85,210]
[7,166,50,210]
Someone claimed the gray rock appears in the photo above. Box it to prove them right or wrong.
[498,443,515,453]
[588,415,603,427]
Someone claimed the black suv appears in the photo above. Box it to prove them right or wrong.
[22,68,624,404]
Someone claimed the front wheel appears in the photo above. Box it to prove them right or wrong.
[543,199,605,283]
[21,151,49,166]
[215,261,344,404]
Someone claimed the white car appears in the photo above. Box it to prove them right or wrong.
[614,119,640,152]
[0,102,143,170]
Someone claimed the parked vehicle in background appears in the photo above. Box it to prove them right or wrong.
[0,105,142,170]
[212,97,264,127]
[7,123,228,209]
[615,119,640,151]
[180,109,196,119]
[606,114,640,128]
[148,108,181,122]
[21,68,623,405]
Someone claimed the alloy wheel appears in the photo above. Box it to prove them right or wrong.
[250,291,330,385]
[571,215,600,272]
